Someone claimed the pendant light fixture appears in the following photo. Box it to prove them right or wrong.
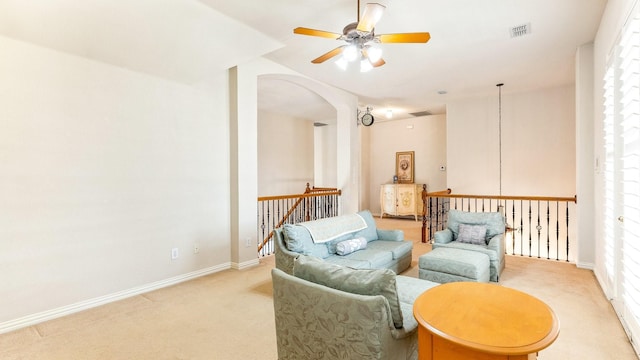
[496,83,513,232]
[497,83,504,197]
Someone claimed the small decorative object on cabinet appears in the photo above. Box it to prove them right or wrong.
[380,183,424,221]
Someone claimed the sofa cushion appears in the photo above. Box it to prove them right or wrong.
[435,241,498,261]
[283,224,330,259]
[457,224,487,245]
[395,275,439,306]
[293,255,404,329]
[395,275,439,333]
[366,240,413,260]
[335,237,368,255]
[323,257,371,269]
[419,247,490,280]
[338,248,394,268]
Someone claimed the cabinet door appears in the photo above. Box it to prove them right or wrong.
[381,185,397,216]
[396,185,416,216]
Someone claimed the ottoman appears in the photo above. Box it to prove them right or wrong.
[418,247,490,283]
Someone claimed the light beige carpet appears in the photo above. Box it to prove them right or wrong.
[0,218,636,360]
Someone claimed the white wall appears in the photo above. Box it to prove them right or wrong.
[0,36,230,325]
[576,43,596,268]
[0,2,357,333]
[366,115,447,214]
[447,86,576,197]
[258,112,314,196]
[314,123,338,188]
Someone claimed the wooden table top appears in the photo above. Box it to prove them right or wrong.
[413,282,560,356]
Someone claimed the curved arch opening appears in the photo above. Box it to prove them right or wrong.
[257,76,338,196]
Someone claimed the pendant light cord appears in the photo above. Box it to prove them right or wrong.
[497,83,504,197]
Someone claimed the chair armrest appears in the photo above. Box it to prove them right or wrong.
[274,229,299,275]
[486,233,505,254]
[376,229,404,241]
[434,229,453,244]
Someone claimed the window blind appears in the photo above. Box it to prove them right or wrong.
[602,3,640,346]
[619,10,640,339]
[603,65,616,288]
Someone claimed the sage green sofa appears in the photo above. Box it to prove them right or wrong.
[272,255,438,360]
[274,210,413,275]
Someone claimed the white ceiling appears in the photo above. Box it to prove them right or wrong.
[0,0,282,87]
[203,0,607,121]
[0,0,607,122]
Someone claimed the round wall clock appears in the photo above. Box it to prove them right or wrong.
[361,113,375,126]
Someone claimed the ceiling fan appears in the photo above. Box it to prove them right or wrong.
[293,0,431,72]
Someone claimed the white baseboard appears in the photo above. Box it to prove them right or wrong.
[0,263,231,334]
[231,258,260,270]
[576,261,595,270]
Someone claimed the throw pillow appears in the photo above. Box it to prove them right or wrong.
[325,233,356,255]
[457,223,487,245]
[293,255,404,329]
[283,224,330,258]
[335,237,367,256]
[283,224,309,252]
[447,209,505,239]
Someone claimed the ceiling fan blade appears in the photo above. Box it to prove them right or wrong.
[294,27,341,39]
[357,3,386,32]
[311,46,345,64]
[378,32,431,43]
[371,58,386,67]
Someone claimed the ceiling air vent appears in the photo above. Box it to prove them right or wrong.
[409,110,432,117]
[510,23,531,38]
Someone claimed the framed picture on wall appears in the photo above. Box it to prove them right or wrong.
[396,151,414,184]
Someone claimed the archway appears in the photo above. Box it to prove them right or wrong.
[257,77,336,196]
[229,61,360,267]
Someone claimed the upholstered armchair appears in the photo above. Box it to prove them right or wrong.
[432,209,506,281]
[271,255,437,360]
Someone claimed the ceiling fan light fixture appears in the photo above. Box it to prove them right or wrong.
[366,46,383,63]
[360,58,373,72]
[343,44,359,62]
[335,57,349,70]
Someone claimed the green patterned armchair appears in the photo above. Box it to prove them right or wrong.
[271,256,437,360]
[433,209,506,281]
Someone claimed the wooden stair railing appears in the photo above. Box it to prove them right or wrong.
[421,187,578,262]
[257,183,341,256]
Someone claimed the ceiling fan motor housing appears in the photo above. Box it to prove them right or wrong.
[342,22,375,43]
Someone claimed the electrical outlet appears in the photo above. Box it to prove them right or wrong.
[245,237,252,247]
[193,243,200,254]
[171,247,179,260]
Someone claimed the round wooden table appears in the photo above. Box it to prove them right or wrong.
[413,282,559,360]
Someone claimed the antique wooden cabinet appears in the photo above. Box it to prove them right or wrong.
[380,184,425,221]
